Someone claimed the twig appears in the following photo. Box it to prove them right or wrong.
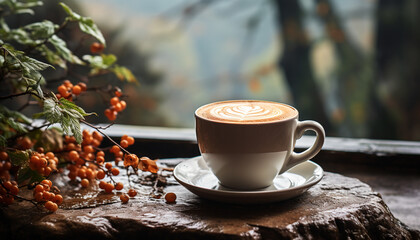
[80,119,130,155]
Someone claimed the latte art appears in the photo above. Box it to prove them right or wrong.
[211,104,282,121]
[197,100,297,124]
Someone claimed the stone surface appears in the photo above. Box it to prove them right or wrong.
[1,165,419,239]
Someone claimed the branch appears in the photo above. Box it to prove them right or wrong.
[80,119,130,155]
[0,90,43,100]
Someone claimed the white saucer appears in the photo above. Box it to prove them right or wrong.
[173,156,323,204]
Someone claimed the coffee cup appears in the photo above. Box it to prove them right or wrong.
[195,100,325,190]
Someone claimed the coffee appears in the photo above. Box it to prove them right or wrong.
[196,100,297,124]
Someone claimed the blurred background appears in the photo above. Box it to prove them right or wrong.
[10,0,420,140]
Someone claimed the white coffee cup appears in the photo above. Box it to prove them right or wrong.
[195,100,325,190]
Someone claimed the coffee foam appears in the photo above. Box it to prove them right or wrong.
[197,100,297,124]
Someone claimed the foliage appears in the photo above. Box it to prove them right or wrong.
[0,0,160,211]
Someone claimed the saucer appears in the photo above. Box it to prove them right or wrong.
[173,156,323,204]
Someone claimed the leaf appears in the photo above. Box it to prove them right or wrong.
[24,20,56,39]
[59,98,96,117]
[8,150,30,166]
[78,18,106,46]
[17,167,33,184]
[49,35,84,65]
[41,45,66,69]
[20,55,52,72]
[37,98,86,143]
[112,65,138,84]
[0,135,6,148]
[60,2,106,45]
[17,167,45,184]
[82,54,113,69]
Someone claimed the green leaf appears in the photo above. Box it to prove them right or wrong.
[60,2,106,45]
[112,65,138,84]
[17,167,33,184]
[59,98,96,117]
[24,20,55,39]
[78,18,106,46]
[49,35,84,65]
[41,45,66,69]
[0,135,6,148]
[101,54,117,66]
[20,55,52,72]
[37,98,86,143]
[8,150,30,166]
[59,2,82,21]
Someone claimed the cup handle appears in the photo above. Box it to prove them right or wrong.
[281,120,325,173]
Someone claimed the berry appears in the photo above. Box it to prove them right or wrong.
[72,85,82,95]
[120,140,129,148]
[110,97,119,106]
[165,192,177,203]
[99,181,107,189]
[111,168,119,176]
[52,194,63,205]
[0,151,8,161]
[41,179,52,188]
[127,189,137,197]
[126,136,135,146]
[96,170,105,179]
[45,201,58,212]
[120,194,129,203]
[115,182,123,191]
[90,42,104,53]
[81,179,89,188]
[104,183,114,193]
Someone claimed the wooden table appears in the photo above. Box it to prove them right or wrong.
[1,125,419,239]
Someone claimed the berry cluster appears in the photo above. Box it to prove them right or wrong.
[56,80,87,100]
[0,152,11,181]
[29,150,58,177]
[104,90,126,121]
[0,180,19,205]
[33,179,63,212]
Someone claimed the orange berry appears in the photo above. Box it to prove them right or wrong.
[126,136,135,145]
[90,42,104,53]
[127,189,137,198]
[120,100,127,110]
[69,150,79,161]
[99,181,107,189]
[46,152,55,159]
[96,156,105,165]
[93,131,103,141]
[81,179,89,188]
[165,192,177,203]
[58,85,67,95]
[115,151,124,158]
[34,192,43,202]
[83,145,94,153]
[68,171,77,181]
[86,169,95,179]
[110,145,120,154]
[41,179,52,188]
[114,102,122,112]
[0,151,8,161]
[63,80,73,88]
[114,89,122,97]
[115,182,123,190]
[3,181,12,190]
[77,168,86,178]
[52,194,63,205]
[44,167,52,176]
[96,170,105,179]
[72,85,82,95]
[96,151,105,157]
[78,82,87,92]
[34,184,44,193]
[111,168,119,176]
[120,140,129,148]
[120,194,129,203]
[43,191,52,201]
[45,201,58,212]
[104,183,114,193]
[105,162,113,170]
[110,97,119,106]
[3,161,11,171]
